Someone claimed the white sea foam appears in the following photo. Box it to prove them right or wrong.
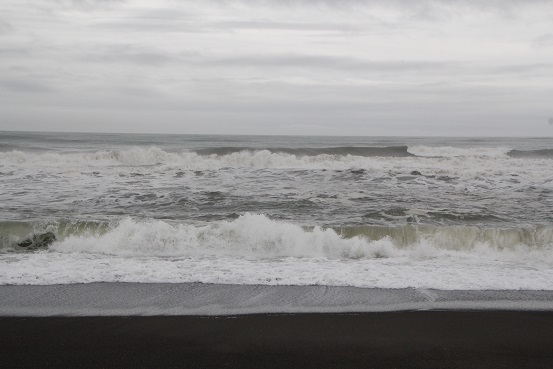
[1,147,368,168]
[45,215,553,259]
[51,215,399,259]
[0,147,550,181]
[2,135,552,290]
[0,148,180,167]
[2,215,552,289]
[0,145,524,167]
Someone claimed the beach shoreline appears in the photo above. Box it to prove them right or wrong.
[1,283,553,316]
[2,283,552,367]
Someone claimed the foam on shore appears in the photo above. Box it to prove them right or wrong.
[1,283,552,316]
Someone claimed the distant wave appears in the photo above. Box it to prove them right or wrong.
[508,149,553,159]
[0,145,550,170]
[0,143,18,152]
[407,145,511,158]
[196,146,414,157]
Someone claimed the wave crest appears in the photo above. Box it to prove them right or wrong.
[3,215,551,262]
[51,215,395,259]
[0,145,547,171]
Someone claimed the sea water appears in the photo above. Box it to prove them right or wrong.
[1,132,552,290]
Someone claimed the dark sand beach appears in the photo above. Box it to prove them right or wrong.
[2,311,553,369]
[2,284,553,367]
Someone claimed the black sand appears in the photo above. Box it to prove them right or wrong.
[1,311,553,369]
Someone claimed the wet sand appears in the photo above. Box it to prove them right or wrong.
[2,311,553,369]
[2,283,553,315]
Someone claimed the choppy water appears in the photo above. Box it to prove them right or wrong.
[1,131,552,289]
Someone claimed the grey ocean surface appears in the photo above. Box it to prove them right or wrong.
[1,132,552,226]
[1,132,553,313]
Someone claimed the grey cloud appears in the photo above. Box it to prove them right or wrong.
[94,18,362,36]
[200,55,553,80]
[91,19,202,33]
[111,86,164,98]
[45,0,126,10]
[90,8,202,33]
[8,66,33,73]
[0,19,13,35]
[82,45,175,65]
[0,47,30,57]
[491,63,553,76]
[42,43,553,80]
[92,21,201,33]
[211,21,362,33]
[203,55,454,72]
[1,0,552,136]
[223,0,552,8]
[39,75,544,111]
[0,78,54,93]
[210,0,553,16]
[533,34,553,48]
[79,0,553,38]
[3,72,551,135]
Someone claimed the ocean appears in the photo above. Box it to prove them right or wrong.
[1,131,552,291]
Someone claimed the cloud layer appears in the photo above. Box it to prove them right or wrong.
[1,0,552,135]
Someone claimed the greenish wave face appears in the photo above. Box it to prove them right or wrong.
[2,218,552,255]
[0,220,110,250]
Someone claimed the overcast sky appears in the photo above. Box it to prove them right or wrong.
[1,0,553,136]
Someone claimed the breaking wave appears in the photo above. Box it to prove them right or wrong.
[196,146,414,157]
[2,215,552,262]
[0,145,549,170]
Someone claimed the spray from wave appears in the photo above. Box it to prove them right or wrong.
[196,146,414,157]
[2,215,552,263]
